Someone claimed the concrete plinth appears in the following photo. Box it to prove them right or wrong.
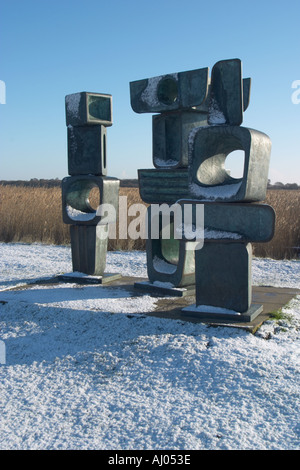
[58,272,121,285]
[182,303,263,323]
[134,280,195,297]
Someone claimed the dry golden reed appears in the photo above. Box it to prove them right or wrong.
[253,190,300,259]
[0,185,146,250]
[0,185,70,245]
[0,185,299,259]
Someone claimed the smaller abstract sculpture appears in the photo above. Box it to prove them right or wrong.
[62,92,120,279]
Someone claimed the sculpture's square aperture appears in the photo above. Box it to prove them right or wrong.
[66,92,112,127]
[189,125,272,202]
[62,175,119,225]
[146,208,196,287]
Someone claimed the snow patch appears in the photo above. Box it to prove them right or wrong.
[186,304,241,315]
[153,256,177,274]
[204,229,242,240]
[66,93,81,119]
[154,158,178,167]
[208,97,226,124]
[189,181,242,200]
[66,205,95,221]
[0,243,299,450]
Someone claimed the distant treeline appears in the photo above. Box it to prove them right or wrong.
[0,179,299,189]
[267,181,299,190]
[0,178,62,188]
[0,178,139,188]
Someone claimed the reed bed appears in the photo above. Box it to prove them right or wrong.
[0,185,145,250]
[0,184,299,259]
[253,190,300,259]
[0,185,70,245]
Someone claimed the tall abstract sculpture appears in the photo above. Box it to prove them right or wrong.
[131,59,275,321]
[62,92,120,279]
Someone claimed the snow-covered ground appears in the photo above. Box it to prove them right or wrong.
[0,242,299,450]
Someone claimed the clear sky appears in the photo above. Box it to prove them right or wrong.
[0,0,299,184]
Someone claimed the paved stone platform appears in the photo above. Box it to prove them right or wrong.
[105,276,300,333]
[2,275,299,333]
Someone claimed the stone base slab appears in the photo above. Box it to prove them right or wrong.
[182,303,263,323]
[134,281,195,297]
[58,272,122,285]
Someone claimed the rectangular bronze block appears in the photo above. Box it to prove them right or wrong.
[70,225,108,276]
[177,201,275,243]
[130,68,209,114]
[65,92,112,127]
[152,111,207,168]
[195,242,252,312]
[67,125,107,176]
[138,168,189,204]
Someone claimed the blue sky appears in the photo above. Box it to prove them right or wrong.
[0,0,299,184]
